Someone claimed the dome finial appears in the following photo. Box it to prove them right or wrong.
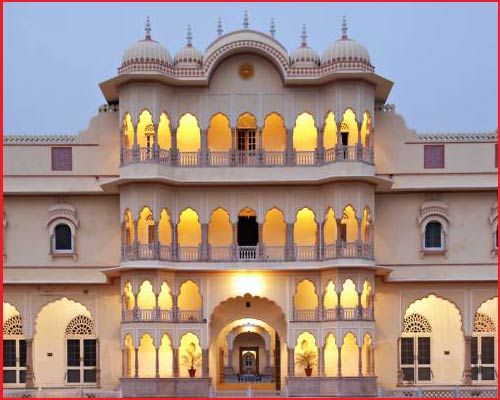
[145,16,152,40]
[341,16,348,40]
[217,17,223,36]
[186,25,193,47]
[270,18,276,38]
[301,24,308,47]
[243,10,249,29]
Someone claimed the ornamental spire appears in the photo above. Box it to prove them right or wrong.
[341,16,348,40]
[186,25,193,46]
[145,16,152,40]
[269,18,276,38]
[301,24,308,47]
[217,17,223,36]
[243,10,249,29]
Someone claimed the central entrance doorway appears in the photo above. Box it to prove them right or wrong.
[240,347,259,375]
[237,208,258,260]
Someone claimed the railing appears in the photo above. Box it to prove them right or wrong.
[178,309,203,322]
[178,151,200,166]
[158,309,174,322]
[295,150,316,165]
[209,151,230,166]
[294,309,319,321]
[209,246,233,261]
[122,310,135,322]
[263,245,286,261]
[236,150,258,166]
[238,245,258,260]
[178,246,200,261]
[295,306,375,322]
[122,241,373,262]
[264,150,286,166]
[137,308,155,321]
[295,245,317,260]
[379,387,498,398]
[121,145,374,167]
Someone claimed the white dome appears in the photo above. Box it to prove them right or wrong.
[122,38,173,66]
[322,38,370,65]
[290,45,320,68]
[175,44,203,68]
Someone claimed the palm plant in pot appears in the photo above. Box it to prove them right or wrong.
[181,342,202,378]
[295,348,317,377]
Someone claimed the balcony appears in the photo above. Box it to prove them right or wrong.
[121,241,373,263]
[121,145,373,168]
[293,306,374,322]
[121,308,203,323]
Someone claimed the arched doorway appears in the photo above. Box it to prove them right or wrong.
[237,208,258,260]
[210,294,287,392]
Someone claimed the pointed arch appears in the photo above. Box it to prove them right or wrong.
[158,208,172,245]
[324,208,337,259]
[236,113,257,129]
[323,111,337,149]
[340,278,358,309]
[340,108,358,146]
[294,332,318,376]
[123,281,135,311]
[263,207,286,246]
[122,208,135,246]
[122,112,134,149]
[361,111,372,148]
[293,279,319,311]
[138,333,156,378]
[294,207,318,246]
[177,113,201,154]
[137,206,154,245]
[293,112,317,153]
[137,280,156,311]
[323,280,338,311]
[158,112,172,150]
[178,280,203,314]
[341,205,358,243]
[262,112,286,152]
[178,208,201,247]
[137,109,155,148]
[123,333,135,378]
[207,113,232,152]
[208,207,232,246]
[179,332,202,378]
[159,333,174,377]
[341,332,358,377]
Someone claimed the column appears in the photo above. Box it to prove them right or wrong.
[133,294,139,321]
[155,347,160,378]
[286,128,294,165]
[134,348,139,378]
[335,123,343,160]
[172,294,179,322]
[288,348,294,377]
[265,349,271,369]
[232,223,238,260]
[152,221,159,259]
[358,346,363,377]
[357,291,363,320]
[170,125,178,165]
[356,121,363,160]
[230,128,236,166]
[286,223,295,261]
[122,348,128,378]
[316,126,324,165]
[463,335,472,385]
[370,346,376,376]
[132,120,139,161]
[318,347,324,377]
[201,129,208,166]
[357,217,362,257]
[202,349,209,378]
[337,292,342,319]
[258,126,264,165]
[25,339,34,388]
[171,223,178,261]
[258,223,264,260]
[336,218,343,257]
[317,221,324,260]
[227,348,233,368]
[133,219,139,259]
[173,348,179,377]
[201,223,209,261]
[337,346,342,377]
[153,123,159,161]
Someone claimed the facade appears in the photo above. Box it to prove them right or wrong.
[2,16,498,398]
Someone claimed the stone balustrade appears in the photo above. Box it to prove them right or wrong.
[293,306,374,322]
[121,308,203,323]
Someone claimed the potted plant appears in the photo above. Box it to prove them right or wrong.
[182,342,201,378]
[295,348,317,377]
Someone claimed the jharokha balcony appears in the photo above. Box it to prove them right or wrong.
[122,308,203,323]
[121,240,374,262]
[293,306,374,322]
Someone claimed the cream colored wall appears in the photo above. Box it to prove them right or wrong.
[375,192,497,265]
[3,195,120,267]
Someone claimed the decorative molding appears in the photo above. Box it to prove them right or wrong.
[415,131,498,142]
[3,315,24,336]
[65,315,95,336]
[4,134,77,145]
[403,313,432,333]
[473,312,496,333]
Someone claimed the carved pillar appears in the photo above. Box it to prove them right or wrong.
[133,293,139,321]
[258,223,264,260]
[230,128,236,166]
[335,123,343,160]
[201,223,209,261]
[317,221,324,260]
[171,125,178,165]
[133,219,139,259]
[286,223,295,261]
[132,120,139,161]
[356,121,363,160]
[258,126,264,165]
[316,125,324,165]
[357,217,363,257]
[288,347,294,377]
[232,223,238,260]
[25,339,34,388]
[171,223,178,261]
[202,349,209,377]
[318,347,324,377]
[357,291,363,319]
[463,335,472,385]
[265,349,271,368]
[155,347,160,378]
[153,123,159,161]
[173,348,179,377]
[134,348,139,378]
[358,346,363,377]
[201,129,208,166]
[227,348,233,368]
[337,346,342,377]
[337,292,342,319]
[172,294,179,322]
[152,221,159,259]
[370,346,376,376]
[286,128,294,165]
[122,347,128,378]
[336,218,343,257]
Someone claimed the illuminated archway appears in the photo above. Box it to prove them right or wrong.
[123,334,135,378]
[263,208,286,260]
[179,333,202,378]
[137,110,155,149]
[138,333,156,378]
[362,333,373,376]
[178,280,202,321]
[294,332,318,376]
[177,113,201,165]
[294,280,319,320]
[123,281,135,311]
[324,333,339,377]
[122,113,134,149]
[293,113,317,151]
[208,113,232,152]
[361,207,372,244]
[340,109,358,146]
[262,113,286,161]
[137,280,156,311]
[178,208,201,260]
[341,332,358,377]
[294,208,317,260]
[361,111,372,148]
[158,282,173,310]
[237,113,257,129]
[323,281,338,319]
[158,112,171,150]
[341,205,358,244]
[159,333,174,377]
[137,207,154,245]
[324,208,337,258]
[340,279,358,309]
[361,280,372,309]
[323,112,337,150]
[158,209,172,247]
[3,303,26,385]
[208,208,232,246]
[122,209,135,246]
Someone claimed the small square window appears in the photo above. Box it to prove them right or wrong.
[424,145,444,169]
[52,147,72,171]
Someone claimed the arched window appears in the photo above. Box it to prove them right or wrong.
[54,223,73,251]
[65,315,97,384]
[401,313,432,383]
[424,221,443,250]
[3,305,26,385]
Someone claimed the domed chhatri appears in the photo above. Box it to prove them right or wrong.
[290,25,320,68]
[122,17,173,67]
[174,25,203,68]
[321,17,373,71]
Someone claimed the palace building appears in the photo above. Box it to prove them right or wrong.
[2,15,498,398]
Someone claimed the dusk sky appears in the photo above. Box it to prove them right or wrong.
[3,2,498,134]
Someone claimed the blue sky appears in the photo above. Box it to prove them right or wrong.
[3,2,498,134]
